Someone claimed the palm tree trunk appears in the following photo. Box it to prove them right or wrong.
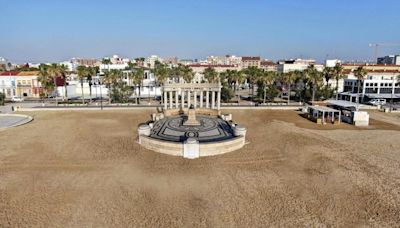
[287,82,291,105]
[64,78,68,102]
[357,80,361,106]
[89,85,92,103]
[263,86,266,104]
[53,77,58,106]
[138,85,141,104]
[336,79,339,100]
[312,83,316,102]
[81,82,84,104]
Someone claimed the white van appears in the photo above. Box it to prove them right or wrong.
[368,99,386,106]
[11,96,24,102]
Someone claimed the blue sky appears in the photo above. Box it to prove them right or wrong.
[1,0,400,63]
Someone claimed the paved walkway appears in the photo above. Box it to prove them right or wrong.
[0,114,33,129]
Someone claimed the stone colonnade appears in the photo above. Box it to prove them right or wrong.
[163,83,221,110]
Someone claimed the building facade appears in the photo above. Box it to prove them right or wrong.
[0,71,42,98]
[340,70,400,102]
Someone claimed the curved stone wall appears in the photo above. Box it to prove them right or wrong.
[138,134,245,157]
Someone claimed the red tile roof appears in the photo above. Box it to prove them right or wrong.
[344,69,400,74]
[188,64,235,68]
[0,71,19,76]
[260,61,276,66]
[242,56,261,61]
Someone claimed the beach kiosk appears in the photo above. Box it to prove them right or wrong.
[306,106,341,125]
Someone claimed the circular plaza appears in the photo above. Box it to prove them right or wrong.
[137,83,247,159]
[0,114,33,130]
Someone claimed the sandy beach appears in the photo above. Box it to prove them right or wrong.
[0,109,399,227]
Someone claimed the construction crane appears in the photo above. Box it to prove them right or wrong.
[369,43,400,63]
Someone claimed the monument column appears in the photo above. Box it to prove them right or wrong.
[212,91,215,109]
[175,90,179,108]
[169,91,173,108]
[194,91,197,108]
[181,89,185,108]
[187,90,191,108]
[200,91,203,108]
[164,91,167,109]
[217,91,221,110]
[206,91,209,108]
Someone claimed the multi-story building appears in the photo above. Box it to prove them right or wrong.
[187,64,237,82]
[277,59,321,73]
[206,55,242,67]
[260,60,277,71]
[340,69,400,102]
[241,56,261,68]
[377,55,400,65]
[0,71,42,98]
[144,55,163,68]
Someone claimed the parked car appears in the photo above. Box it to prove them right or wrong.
[11,96,24,102]
[368,99,386,106]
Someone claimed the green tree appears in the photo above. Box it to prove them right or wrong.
[0,92,5,106]
[58,64,69,102]
[353,66,367,105]
[181,65,194,83]
[203,67,219,83]
[304,65,323,102]
[76,65,88,104]
[257,71,277,103]
[242,66,261,102]
[37,64,54,99]
[131,67,144,104]
[152,62,169,103]
[48,63,61,105]
[282,70,300,104]
[332,63,345,100]
[221,86,234,102]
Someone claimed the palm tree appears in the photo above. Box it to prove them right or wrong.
[48,63,61,105]
[58,64,69,102]
[258,71,277,104]
[181,65,194,83]
[133,67,144,104]
[323,67,333,88]
[152,62,169,103]
[242,66,261,102]
[203,67,219,83]
[38,64,53,100]
[353,66,367,106]
[282,70,299,104]
[333,63,345,100]
[87,66,98,103]
[76,65,87,104]
[101,58,111,72]
[305,65,323,102]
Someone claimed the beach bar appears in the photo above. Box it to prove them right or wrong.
[306,106,341,125]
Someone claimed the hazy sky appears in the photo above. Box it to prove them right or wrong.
[1,0,400,63]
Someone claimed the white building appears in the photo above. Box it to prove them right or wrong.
[144,55,163,68]
[340,70,400,102]
[325,59,342,67]
[277,59,322,73]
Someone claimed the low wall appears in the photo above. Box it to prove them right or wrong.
[139,136,183,156]
[139,135,245,157]
[199,136,245,157]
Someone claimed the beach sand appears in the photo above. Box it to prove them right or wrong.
[0,109,399,227]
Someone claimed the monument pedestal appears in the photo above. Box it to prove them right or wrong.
[183,138,199,159]
[184,108,200,126]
